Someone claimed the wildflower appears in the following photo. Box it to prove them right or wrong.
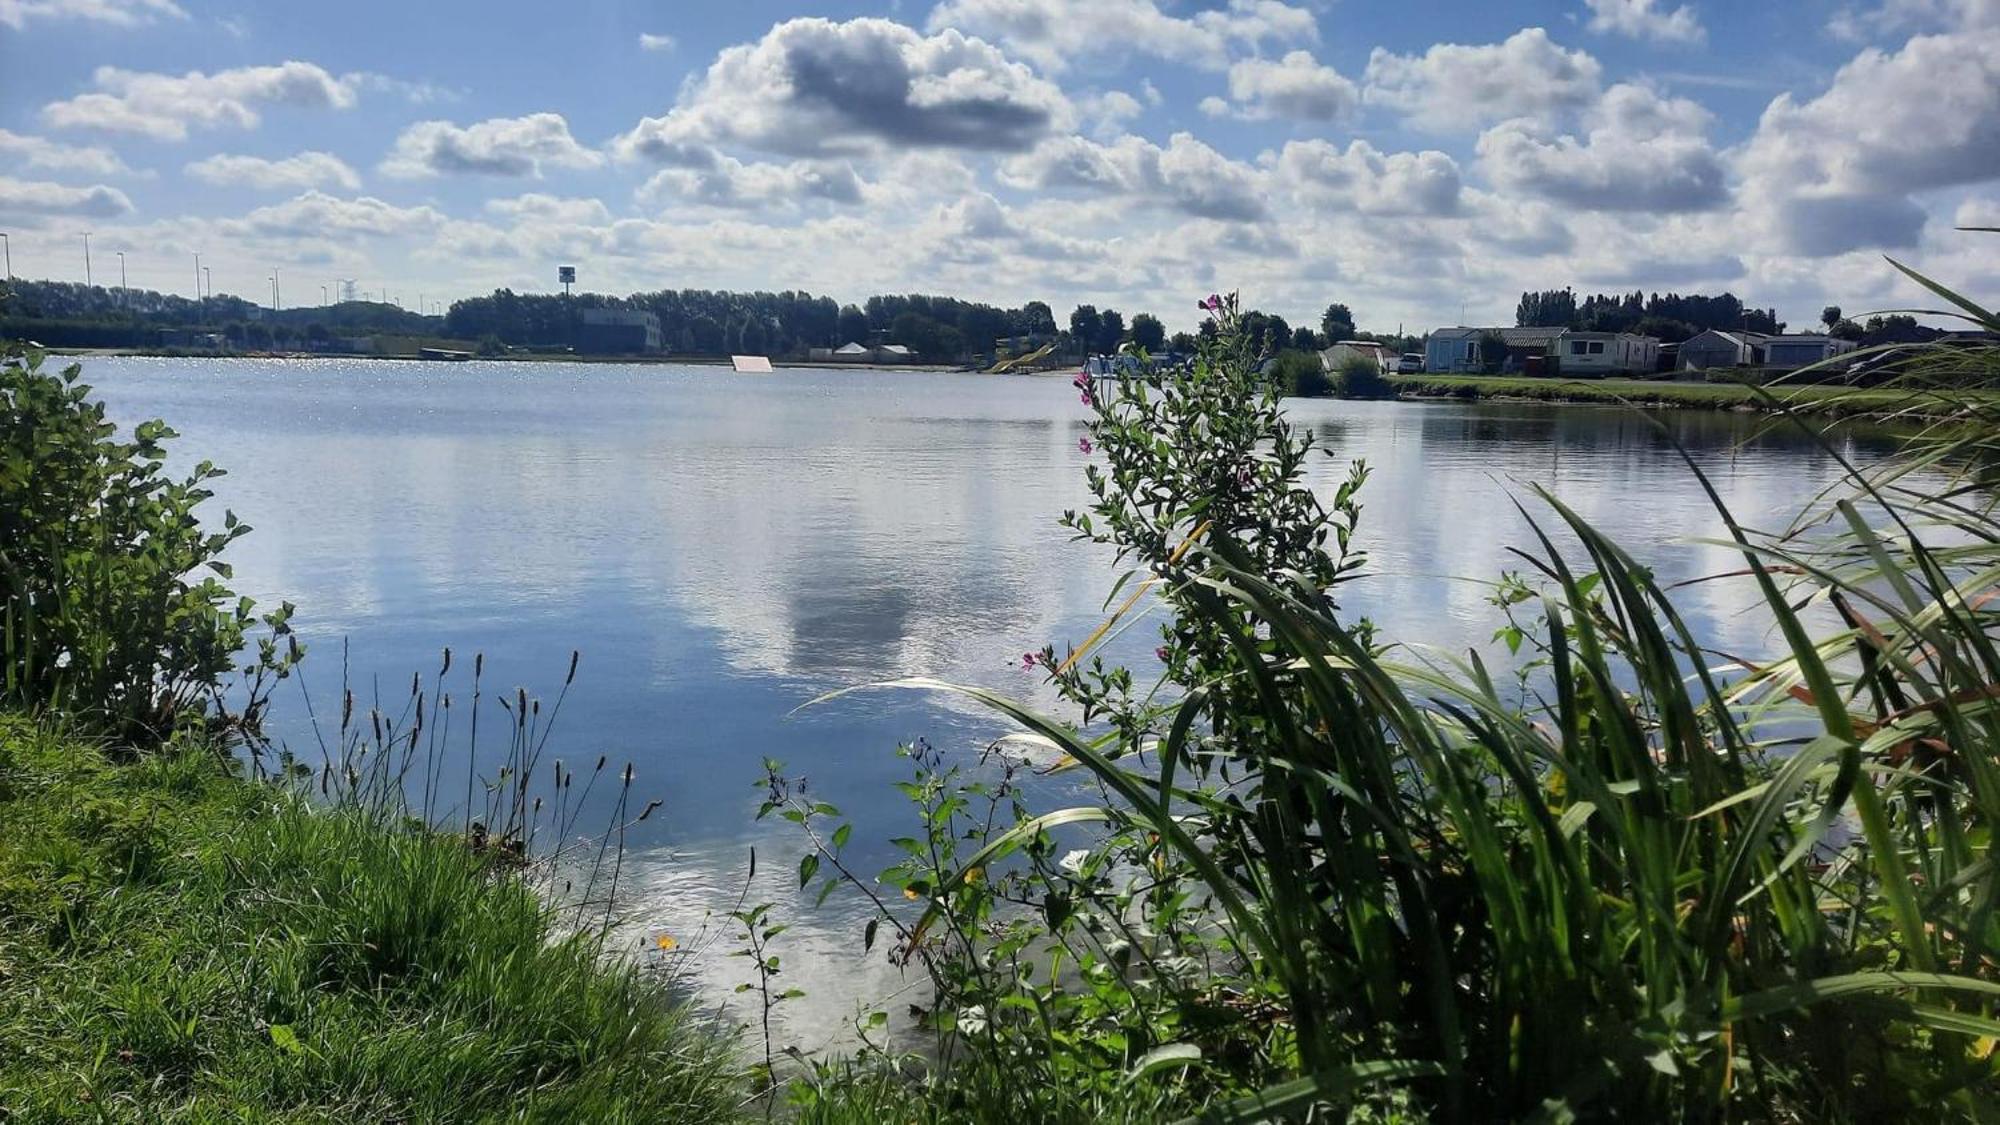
[1156,645,1170,663]
[1077,436,1093,454]
[655,933,678,951]
[1059,849,1091,876]
[1021,652,1038,670]
[1079,391,1093,405]
[1072,370,1090,389]
[903,886,921,900]
[1199,293,1222,312]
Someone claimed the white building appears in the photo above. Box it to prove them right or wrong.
[1763,335,1858,370]
[1558,331,1659,376]
[1318,339,1392,372]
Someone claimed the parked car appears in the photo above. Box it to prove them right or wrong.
[1397,352,1423,374]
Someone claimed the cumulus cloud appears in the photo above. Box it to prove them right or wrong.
[42,61,357,140]
[1362,28,1602,132]
[1582,0,1704,43]
[998,132,1267,221]
[1476,84,1726,212]
[1270,139,1463,217]
[636,145,866,210]
[381,113,604,178]
[0,128,136,176]
[1736,28,2000,253]
[925,0,1316,73]
[0,175,134,219]
[1201,51,1358,122]
[615,18,1070,159]
[221,190,444,240]
[485,193,614,226]
[0,0,182,29]
[185,151,361,191]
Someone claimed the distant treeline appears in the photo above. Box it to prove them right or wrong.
[0,279,439,348]
[1515,288,1785,340]
[441,288,1062,358]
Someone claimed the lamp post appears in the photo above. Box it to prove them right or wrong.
[269,274,278,313]
[202,266,210,300]
[116,251,126,304]
[1,233,10,283]
[83,231,92,287]
[320,284,328,307]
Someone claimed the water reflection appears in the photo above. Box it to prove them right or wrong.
[80,358,1923,1043]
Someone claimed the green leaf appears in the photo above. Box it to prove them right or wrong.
[1126,1042,1202,1083]
[268,1024,304,1056]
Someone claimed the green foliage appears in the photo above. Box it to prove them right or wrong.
[1331,354,1392,399]
[0,348,297,745]
[0,717,741,1121]
[794,282,2000,1121]
[1270,348,1330,397]
[1477,329,1508,374]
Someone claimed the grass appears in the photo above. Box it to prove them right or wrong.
[0,716,741,1123]
[1388,373,1998,416]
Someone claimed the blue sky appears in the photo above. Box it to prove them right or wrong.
[2,0,1996,333]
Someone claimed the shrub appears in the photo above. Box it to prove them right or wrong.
[1331,354,1392,398]
[0,348,295,744]
[1269,348,1329,397]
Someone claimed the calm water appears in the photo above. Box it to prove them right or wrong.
[80,356,1906,1047]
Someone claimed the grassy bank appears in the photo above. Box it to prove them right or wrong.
[1387,372,1995,416]
[0,717,740,1123]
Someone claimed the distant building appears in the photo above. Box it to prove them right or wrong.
[1679,329,1771,371]
[1424,327,1487,373]
[578,308,662,354]
[1496,326,1570,375]
[1559,331,1659,376]
[1763,334,1857,370]
[875,344,915,363]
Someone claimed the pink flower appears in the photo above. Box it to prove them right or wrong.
[1155,646,1170,663]
[1199,294,1222,312]
[1072,371,1090,389]
[1021,652,1038,670]
[1079,391,1093,405]
[1077,436,1093,454]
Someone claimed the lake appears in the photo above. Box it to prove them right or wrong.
[78,355,1906,1049]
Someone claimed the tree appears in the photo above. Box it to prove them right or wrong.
[1097,309,1125,354]
[1018,300,1056,337]
[1821,305,1843,331]
[837,305,869,344]
[1291,326,1321,353]
[1168,331,1197,352]
[1478,330,1507,374]
[1129,313,1166,353]
[1320,302,1356,342]
[1070,305,1103,355]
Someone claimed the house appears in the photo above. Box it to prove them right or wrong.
[1318,339,1392,372]
[577,308,661,354]
[1558,331,1659,376]
[1678,329,1770,371]
[1763,334,1857,370]
[875,344,915,363]
[1424,327,1487,373]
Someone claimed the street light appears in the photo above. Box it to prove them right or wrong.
[320,284,328,307]
[1,233,10,283]
[83,231,92,287]
[116,251,126,304]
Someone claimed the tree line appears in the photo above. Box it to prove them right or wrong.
[1515,288,1785,341]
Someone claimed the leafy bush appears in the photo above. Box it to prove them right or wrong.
[784,288,2000,1121]
[1269,348,1330,397]
[1331,354,1392,398]
[0,348,294,744]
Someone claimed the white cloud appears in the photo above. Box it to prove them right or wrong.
[1270,139,1463,217]
[1362,28,1602,132]
[1736,28,2000,253]
[998,132,1267,221]
[638,32,675,51]
[615,17,1071,159]
[485,193,615,226]
[636,145,866,210]
[222,190,444,239]
[0,175,134,219]
[925,0,1317,72]
[1582,0,1704,43]
[1204,51,1358,122]
[1828,0,1999,41]
[0,0,182,29]
[0,128,136,176]
[1476,84,1726,212]
[185,151,361,191]
[42,61,357,141]
[381,113,604,178]
[1078,89,1147,137]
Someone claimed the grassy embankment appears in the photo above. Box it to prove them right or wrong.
[1388,372,2000,416]
[0,717,740,1122]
